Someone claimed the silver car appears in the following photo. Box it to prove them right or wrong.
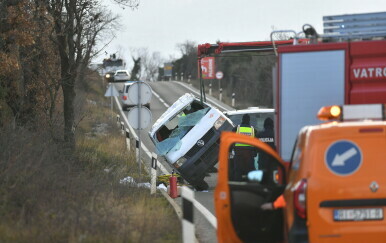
[121,81,150,111]
[114,70,130,82]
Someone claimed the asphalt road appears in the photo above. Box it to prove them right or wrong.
[112,80,234,243]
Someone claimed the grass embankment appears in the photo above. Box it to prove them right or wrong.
[0,72,181,242]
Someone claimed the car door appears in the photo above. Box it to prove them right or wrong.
[215,132,287,243]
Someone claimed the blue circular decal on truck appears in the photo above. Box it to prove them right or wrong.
[325,140,362,176]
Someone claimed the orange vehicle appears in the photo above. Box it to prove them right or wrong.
[215,104,386,243]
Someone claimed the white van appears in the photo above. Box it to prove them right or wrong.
[149,93,234,190]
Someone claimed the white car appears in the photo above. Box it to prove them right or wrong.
[114,70,130,82]
[121,81,150,111]
[149,93,234,190]
[224,107,275,132]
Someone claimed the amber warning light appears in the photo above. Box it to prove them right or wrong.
[317,104,386,121]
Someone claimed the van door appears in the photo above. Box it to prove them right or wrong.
[215,132,287,243]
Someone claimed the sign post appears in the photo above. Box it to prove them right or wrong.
[127,82,152,182]
[216,71,224,100]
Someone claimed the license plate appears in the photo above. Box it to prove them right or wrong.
[334,208,383,221]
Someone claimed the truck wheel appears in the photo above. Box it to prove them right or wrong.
[194,180,209,191]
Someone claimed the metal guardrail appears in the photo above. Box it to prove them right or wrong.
[181,186,217,243]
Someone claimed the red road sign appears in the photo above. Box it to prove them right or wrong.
[201,57,215,79]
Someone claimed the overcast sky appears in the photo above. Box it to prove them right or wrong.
[96,0,386,67]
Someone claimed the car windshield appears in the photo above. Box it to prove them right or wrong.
[117,72,127,75]
[154,101,209,156]
[228,112,274,131]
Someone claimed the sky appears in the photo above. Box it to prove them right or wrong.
[96,0,386,67]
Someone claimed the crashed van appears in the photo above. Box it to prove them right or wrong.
[149,93,234,190]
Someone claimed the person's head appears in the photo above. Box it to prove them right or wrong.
[264,117,274,130]
[241,114,250,125]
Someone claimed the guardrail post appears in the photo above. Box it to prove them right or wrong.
[116,114,120,127]
[120,122,125,135]
[209,83,212,96]
[135,138,140,162]
[151,153,158,195]
[232,93,236,107]
[188,75,191,83]
[125,128,131,151]
[181,186,195,243]
[219,88,223,102]
[181,72,184,81]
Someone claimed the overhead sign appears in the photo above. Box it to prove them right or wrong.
[216,71,224,80]
[127,107,152,130]
[127,82,152,105]
[325,140,362,176]
[104,84,119,97]
[201,57,215,79]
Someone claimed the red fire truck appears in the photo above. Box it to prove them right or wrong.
[197,12,386,162]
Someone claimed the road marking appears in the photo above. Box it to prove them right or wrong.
[332,147,357,166]
[176,82,230,111]
[194,199,217,229]
[152,90,170,108]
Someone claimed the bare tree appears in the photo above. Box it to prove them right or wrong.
[172,40,197,80]
[134,48,163,81]
[44,0,137,148]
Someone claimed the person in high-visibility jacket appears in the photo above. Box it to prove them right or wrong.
[231,114,258,181]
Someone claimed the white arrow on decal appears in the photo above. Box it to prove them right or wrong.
[331,147,357,166]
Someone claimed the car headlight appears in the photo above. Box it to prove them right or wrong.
[214,116,226,130]
[173,157,187,168]
[105,74,111,78]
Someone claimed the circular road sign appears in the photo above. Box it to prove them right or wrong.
[128,82,152,105]
[325,140,362,176]
[127,106,152,130]
[216,71,224,80]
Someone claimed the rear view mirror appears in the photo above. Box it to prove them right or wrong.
[215,132,287,243]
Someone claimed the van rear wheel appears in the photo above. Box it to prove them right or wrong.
[193,180,209,191]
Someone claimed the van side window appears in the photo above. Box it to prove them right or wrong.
[290,139,302,171]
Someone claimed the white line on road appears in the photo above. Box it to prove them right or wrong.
[194,199,217,229]
[152,90,170,108]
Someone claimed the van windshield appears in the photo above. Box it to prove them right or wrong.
[154,101,209,156]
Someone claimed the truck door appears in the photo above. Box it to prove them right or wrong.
[215,132,287,243]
